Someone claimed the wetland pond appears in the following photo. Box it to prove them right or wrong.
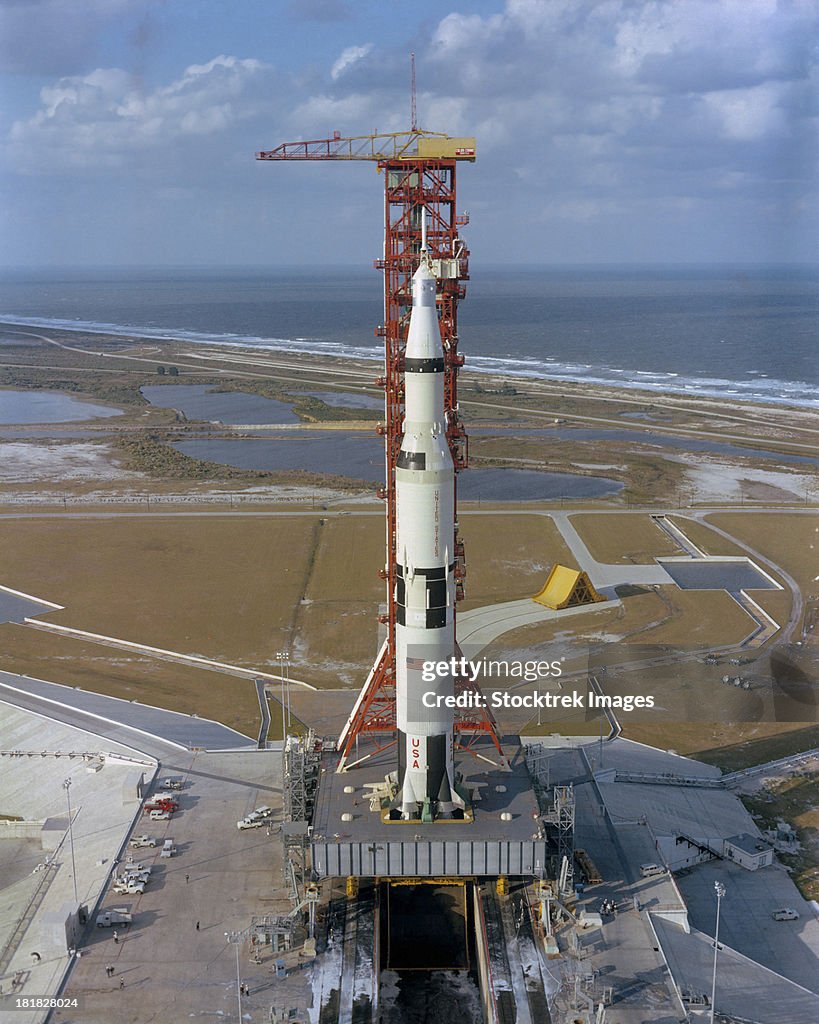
[172,434,623,500]
[143,383,624,499]
[140,384,300,424]
[0,389,122,425]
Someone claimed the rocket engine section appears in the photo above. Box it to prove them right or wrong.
[393,254,465,821]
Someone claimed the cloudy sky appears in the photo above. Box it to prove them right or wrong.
[1,0,817,266]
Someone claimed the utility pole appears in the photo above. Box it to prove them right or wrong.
[276,650,287,739]
[63,778,78,904]
[710,881,726,1024]
[225,931,243,1021]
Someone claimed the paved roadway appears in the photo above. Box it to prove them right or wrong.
[0,590,58,624]
[0,672,255,754]
[457,594,623,653]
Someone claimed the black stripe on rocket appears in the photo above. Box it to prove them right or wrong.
[395,564,455,628]
[396,450,426,470]
[404,357,445,373]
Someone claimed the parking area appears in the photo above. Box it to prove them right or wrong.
[658,557,778,591]
[53,748,289,1024]
[676,858,819,994]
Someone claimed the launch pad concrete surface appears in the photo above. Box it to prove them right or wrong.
[543,739,819,1024]
[1,702,295,1024]
[0,705,155,1022]
[311,740,548,878]
[50,747,291,1024]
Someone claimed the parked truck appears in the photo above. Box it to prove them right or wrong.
[96,909,133,928]
[144,797,178,813]
[129,835,157,849]
[112,879,145,895]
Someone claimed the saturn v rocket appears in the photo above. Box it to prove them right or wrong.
[392,239,466,821]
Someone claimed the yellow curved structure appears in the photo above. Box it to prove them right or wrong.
[533,565,606,610]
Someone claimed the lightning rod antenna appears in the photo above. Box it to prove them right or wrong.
[410,52,417,132]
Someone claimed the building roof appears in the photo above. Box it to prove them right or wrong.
[725,832,772,856]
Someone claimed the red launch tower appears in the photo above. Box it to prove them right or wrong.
[257,126,505,772]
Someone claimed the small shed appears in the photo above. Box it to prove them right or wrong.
[723,832,774,871]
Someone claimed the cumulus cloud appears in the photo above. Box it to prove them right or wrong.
[9,55,270,171]
[2,0,817,263]
[418,0,819,233]
[330,44,373,81]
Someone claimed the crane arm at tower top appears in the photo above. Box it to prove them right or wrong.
[257,128,476,162]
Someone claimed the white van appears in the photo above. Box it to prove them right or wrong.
[160,839,177,858]
[640,863,664,877]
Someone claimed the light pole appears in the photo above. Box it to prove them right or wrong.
[710,881,726,1024]
[225,931,243,1021]
[283,650,291,727]
[275,650,287,739]
[63,778,78,904]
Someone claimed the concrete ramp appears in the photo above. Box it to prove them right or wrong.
[652,916,819,1024]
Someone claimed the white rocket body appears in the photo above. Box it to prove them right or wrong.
[394,256,464,819]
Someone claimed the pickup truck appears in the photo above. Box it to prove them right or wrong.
[112,879,145,895]
[237,817,266,830]
[163,777,183,790]
[120,866,151,880]
[144,798,178,814]
[96,909,132,928]
[772,908,800,921]
[129,835,157,849]
[116,874,149,890]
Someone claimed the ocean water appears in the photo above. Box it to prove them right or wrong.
[0,265,816,408]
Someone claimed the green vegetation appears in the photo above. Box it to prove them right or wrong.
[740,772,819,901]
[114,434,274,480]
[113,433,370,490]
[693,725,819,772]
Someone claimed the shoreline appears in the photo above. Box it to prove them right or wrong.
[0,318,816,509]
[1,317,816,412]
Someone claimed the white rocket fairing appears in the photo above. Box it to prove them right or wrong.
[393,246,465,820]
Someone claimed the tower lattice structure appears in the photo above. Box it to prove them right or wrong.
[257,131,506,771]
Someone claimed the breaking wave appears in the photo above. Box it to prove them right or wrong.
[2,314,816,409]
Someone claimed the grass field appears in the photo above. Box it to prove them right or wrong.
[293,515,385,686]
[0,623,260,735]
[0,511,583,698]
[706,512,818,599]
[0,516,318,667]
[572,513,680,563]
[666,515,746,557]
[521,663,819,762]
[634,589,756,645]
[0,508,813,748]
[693,725,819,771]
[459,513,576,609]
